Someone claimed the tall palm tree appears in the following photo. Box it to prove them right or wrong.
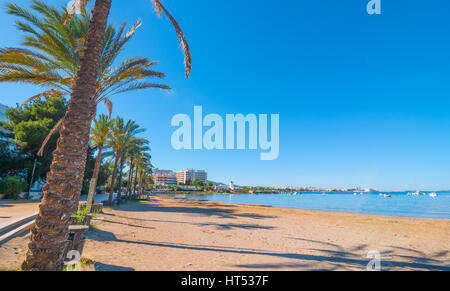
[107,118,144,204]
[1,1,170,155]
[133,154,151,195]
[124,137,150,196]
[21,0,190,270]
[118,136,149,201]
[86,114,112,212]
[135,152,152,195]
[127,154,136,196]
[107,117,127,203]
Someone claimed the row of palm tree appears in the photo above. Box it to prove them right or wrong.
[0,0,191,270]
[87,115,152,212]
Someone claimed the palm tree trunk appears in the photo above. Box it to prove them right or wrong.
[138,171,144,195]
[27,156,38,200]
[108,154,120,204]
[22,0,112,271]
[117,155,125,200]
[133,168,139,195]
[127,160,134,196]
[86,145,103,212]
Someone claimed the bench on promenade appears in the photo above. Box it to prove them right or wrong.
[63,225,89,266]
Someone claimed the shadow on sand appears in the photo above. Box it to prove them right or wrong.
[93,262,135,271]
[88,199,450,271]
[87,227,449,271]
[102,200,278,231]
[107,200,277,220]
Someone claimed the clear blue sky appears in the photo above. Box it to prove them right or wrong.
[0,0,449,190]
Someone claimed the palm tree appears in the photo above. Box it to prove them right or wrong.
[107,118,144,204]
[1,1,170,155]
[125,138,150,196]
[86,114,112,212]
[107,117,127,203]
[127,154,136,196]
[119,137,148,198]
[135,152,152,195]
[20,0,190,270]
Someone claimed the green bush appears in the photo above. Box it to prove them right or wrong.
[0,177,28,199]
[0,179,5,194]
[72,206,90,225]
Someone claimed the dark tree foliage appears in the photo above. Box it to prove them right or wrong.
[0,95,66,182]
[0,96,105,189]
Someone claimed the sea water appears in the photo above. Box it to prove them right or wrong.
[170,192,450,219]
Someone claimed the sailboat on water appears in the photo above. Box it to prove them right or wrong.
[408,190,425,196]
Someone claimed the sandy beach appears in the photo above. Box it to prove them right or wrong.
[1,196,449,271]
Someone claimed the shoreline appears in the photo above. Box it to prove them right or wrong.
[158,194,450,221]
[159,195,450,222]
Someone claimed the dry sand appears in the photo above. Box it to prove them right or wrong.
[82,196,449,271]
[1,196,449,271]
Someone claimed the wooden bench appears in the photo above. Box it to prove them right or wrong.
[63,225,89,264]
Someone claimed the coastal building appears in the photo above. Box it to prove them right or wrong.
[153,169,175,176]
[228,181,241,191]
[153,169,177,186]
[0,103,7,122]
[0,103,9,136]
[176,169,208,185]
[229,181,235,191]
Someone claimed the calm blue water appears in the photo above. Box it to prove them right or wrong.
[167,192,450,219]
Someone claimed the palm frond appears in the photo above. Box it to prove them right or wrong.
[63,0,90,25]
[152,0,191,78]
[19,89,63,108]
[104,98,113,118]
[111,82,170,96]
[37,116,64,156]
[3,0,175,121]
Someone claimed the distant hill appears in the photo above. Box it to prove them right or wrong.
[208,181,227,186]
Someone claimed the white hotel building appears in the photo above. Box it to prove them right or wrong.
[176,169,208,185]
[152,169,177,186]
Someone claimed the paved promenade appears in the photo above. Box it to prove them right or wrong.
[0,201,39,227]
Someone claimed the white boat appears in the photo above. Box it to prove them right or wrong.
[429,192,438,198]
[411,191,424,196]
[383,194,392,198]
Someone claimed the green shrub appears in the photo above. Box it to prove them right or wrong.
[72,206,90,225]
[0,179,5,195]
[0,177,28,199]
